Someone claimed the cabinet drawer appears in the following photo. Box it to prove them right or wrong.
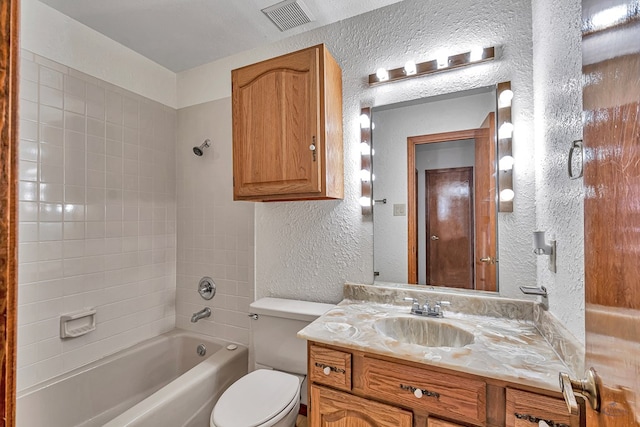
[309,345,351,391]
[362,357,486,426]
[506,388,573,427]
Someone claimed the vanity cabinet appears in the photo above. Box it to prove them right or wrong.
[231,44,344,202]
[307,342,579,427]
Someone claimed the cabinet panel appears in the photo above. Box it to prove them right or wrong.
[361,357,486,426]
[428,418,466,427]
[311,385,412,427]
[309,345,352,391]
[506,388,575,427]
[232,44,343,201]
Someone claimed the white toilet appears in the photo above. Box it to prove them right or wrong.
[210,297,334,427]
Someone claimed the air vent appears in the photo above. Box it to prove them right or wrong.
[262,0,314,32]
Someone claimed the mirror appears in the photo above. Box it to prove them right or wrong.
[372,86,500,291]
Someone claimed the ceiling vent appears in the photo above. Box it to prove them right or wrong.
[262,0,314,32]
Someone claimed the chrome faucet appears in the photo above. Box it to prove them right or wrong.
[403,297,450,318]
[191,307,211,323]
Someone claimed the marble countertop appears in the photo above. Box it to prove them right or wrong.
[298,299,570,393]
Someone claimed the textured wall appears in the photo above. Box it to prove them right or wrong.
[21,0,177,108]
[246,0,537,302]
[532,0,584,342]
[175,99,255,345]
[17,51,177,391]
[372,92,493,285]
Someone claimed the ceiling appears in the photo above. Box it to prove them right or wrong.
[38,0,403,72]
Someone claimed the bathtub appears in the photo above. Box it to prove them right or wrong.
[16,330,248,427]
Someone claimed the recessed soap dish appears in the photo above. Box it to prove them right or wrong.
[60,308,97,338]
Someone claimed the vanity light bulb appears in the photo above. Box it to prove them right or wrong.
[500,188,515,202]
[469,47,484,62]
[359,196,372,207]
[359,114,370,129]
[404,60,417,75]
[498,89,514,108]
[437,54,449,69]
[498,122,514,139]
[360,169,371,182]
[376,67,389,81]
[360,142,372,155]
[499,155,515,171]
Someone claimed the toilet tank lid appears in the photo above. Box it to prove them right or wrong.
[250,298,335,322]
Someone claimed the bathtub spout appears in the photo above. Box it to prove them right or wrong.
[191,307,211,323]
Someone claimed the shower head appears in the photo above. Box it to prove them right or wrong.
[193,139,211,156]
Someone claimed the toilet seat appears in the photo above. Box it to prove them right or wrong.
[212,369,300,427]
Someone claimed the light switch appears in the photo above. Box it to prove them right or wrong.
[393,204,406,216]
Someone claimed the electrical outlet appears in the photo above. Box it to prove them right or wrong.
[393,204,406,216]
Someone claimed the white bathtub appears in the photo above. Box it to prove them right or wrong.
[16,330,248,427]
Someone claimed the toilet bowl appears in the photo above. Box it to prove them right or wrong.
[210,298,334,427]
[210,369,302,427]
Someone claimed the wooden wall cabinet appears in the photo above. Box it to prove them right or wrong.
[308,342,579,427]
[231,44,343,201]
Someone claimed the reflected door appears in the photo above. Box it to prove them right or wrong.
[425,167,474,288]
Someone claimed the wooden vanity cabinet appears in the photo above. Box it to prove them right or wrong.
[307,342,579,427]
[231,44,343,202]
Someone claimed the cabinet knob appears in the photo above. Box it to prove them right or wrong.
[309,144,316,151]
[323,366,331,375]
[413,388,423,398]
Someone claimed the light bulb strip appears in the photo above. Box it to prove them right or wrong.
[497,81,514,212]
[368,47,495,86]
[361,107,373,215]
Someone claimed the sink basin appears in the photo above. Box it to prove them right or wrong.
[374,317,475,348]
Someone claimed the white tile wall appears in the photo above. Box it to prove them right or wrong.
[176,98,254,346]
[17,50,177,392]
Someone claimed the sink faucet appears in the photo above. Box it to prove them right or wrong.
[191,307,211,323]
[403,297,450,318]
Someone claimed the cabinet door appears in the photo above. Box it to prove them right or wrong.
[310,385,412,427]
[232,46,321,199]
[428,418,466,427]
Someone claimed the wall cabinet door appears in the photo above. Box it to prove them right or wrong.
[232,44,343,201]
[310,385,412,427]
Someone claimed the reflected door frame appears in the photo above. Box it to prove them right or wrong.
[407,127,496,290]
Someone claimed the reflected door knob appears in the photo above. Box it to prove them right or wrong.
[430,235,439,241]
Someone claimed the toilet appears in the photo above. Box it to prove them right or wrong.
[211,297,334,427]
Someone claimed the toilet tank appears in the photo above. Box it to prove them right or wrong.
[250,298,334,375]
